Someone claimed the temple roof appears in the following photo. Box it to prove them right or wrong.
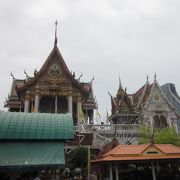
[16,46,89,96]
[109,77,177,119]
[109,81,133,114]
[5,38,97,111]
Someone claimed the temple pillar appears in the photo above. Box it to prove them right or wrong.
[24,94,30,112]
[77,97,81,125]
[34,94,39,113]
[174,119,179,133]
[68,95,73,114]
[109,163,113,180]
[167,116,172,128]
[55,96,58,114]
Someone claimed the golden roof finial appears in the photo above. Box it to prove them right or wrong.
[54,20,58,47]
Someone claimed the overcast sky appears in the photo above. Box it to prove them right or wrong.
[0,0,180,119]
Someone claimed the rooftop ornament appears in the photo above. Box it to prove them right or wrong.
[54,20,58,47]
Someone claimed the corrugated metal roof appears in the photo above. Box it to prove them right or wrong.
[0,142,65,167]
[0,112,74,140]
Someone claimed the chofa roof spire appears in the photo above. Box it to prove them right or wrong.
[119,75,122,89]
[54,20,58,47]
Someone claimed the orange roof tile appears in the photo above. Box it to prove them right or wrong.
[104,144,150,156]
[94,154,180,162]
[93,144,180,163]
[155,144,180,154]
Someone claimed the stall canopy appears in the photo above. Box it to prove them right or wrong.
[0,112,74,167]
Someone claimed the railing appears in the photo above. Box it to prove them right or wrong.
[74,124,140,133]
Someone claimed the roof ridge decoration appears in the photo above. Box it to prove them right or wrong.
[116,76,124,97]
[54,20,58,47]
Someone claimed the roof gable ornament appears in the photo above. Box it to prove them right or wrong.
[10,72,15,80]
[54,20,58,47]
[116,76,124,97]
[146,75,149,83]
[119,76,122,89]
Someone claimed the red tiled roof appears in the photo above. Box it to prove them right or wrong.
[104,144,150,156]
[155,144,180,154]
[92,144,180,163]
[99,154,180,162]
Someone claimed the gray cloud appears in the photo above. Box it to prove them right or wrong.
[1,0,180,118]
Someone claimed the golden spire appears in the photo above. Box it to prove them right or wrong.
[54,20,58,47]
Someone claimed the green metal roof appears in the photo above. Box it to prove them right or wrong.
[0,142,65,167]
[0,112,74,140]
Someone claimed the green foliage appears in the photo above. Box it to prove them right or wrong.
[139,125,151,144]
[139,125,180,146]
[155,128,180,146]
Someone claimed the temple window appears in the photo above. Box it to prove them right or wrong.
[153,115,168,128]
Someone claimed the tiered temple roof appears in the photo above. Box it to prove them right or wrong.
[108,76,179,125]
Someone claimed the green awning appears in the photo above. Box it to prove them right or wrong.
[0,142,65,167]
[0,112,74,140]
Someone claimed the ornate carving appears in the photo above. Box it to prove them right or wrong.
[49,64,61,78]
[46,74,66,85]
[154,95,160,101]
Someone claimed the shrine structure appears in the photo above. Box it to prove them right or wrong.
[4,22,97,125]
[108,78,141,124]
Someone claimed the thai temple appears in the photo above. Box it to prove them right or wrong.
[4,23,97,126]
[108,76,179,130]
[106,76,180,144]
[3,23,180,148]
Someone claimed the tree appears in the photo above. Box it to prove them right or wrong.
[139,125,180,146]
[155,128,180,146]
[139,125,152,144]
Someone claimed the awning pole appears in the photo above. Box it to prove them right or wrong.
[151,161,156,180]
[87,146,91,180]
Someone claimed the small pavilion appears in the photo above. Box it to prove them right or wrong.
[92,143,180,180]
